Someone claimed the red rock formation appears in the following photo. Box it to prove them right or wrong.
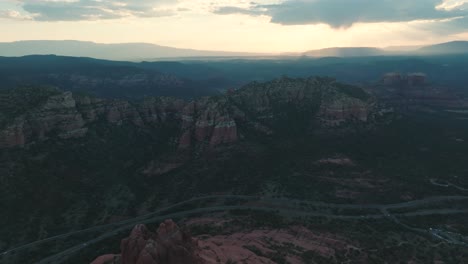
[120,224,152,264]
[139,97,185,124]
[382,73,402,85]
[178,99,238,150]
[0,92,87,148]
[319,98,369,127]
[105,101,143,126]
[75,96,107,122]
[93,218,367,264]
[209,118,237,146]
[190,220,366,264]
[90,254,120,264]
[0,77,372,149]
[0,93,189,148]
[407,73,427,86]
[92,220,203,264]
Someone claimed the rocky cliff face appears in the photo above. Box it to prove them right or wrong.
[228,77,372,131]
[319,97,369,127]
[178,98,237,149]
[0,77,373,149]
[91,220,203,264]
[0,91,87,148]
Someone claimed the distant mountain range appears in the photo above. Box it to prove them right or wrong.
[0,40,262,61]
[0,40,468,61]
[417,41,468,55]
[0,55,230,99]
[3,52,468,98]
[301,41,468,58]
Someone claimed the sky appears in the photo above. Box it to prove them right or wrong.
[0,0,468,53]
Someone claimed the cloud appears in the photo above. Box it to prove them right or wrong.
[437,0,468,10]
[412,15,468,35]
[0,9,32,20]
[214,6,264,16]
[215,0,468,28]
[13,0,177,21]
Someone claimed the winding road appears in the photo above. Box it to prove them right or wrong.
[1,195,468,263]
[430,179,468,192]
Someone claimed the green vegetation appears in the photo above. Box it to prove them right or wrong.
[336,83,371,101]
[0,86,60,128]
[243,245,264,257]
[302,250,332,264]
[0,119,180,263]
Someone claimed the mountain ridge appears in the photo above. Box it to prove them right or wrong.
[1,40,468,61]
[417,40,468,55]
[0,40,264,61]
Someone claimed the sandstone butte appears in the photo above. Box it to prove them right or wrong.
[0,77,372,149]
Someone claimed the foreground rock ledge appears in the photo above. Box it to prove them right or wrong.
[91,220,203,264]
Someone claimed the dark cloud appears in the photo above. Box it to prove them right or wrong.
[215,0,467,28]
[18,0,176,21]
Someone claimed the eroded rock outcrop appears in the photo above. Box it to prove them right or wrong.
[178,99,237,149]
[229,76,372,130]
[91,220,203,264]
[319,97,369,127]
[92,219,366,264]
[0,77,373,149]
[0,91,86,148]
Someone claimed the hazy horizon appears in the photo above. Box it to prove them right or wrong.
[1,0,468,53]
[0,38,443,53]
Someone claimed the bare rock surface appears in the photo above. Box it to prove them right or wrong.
[92,220,203,264]
[92,218,364,264]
